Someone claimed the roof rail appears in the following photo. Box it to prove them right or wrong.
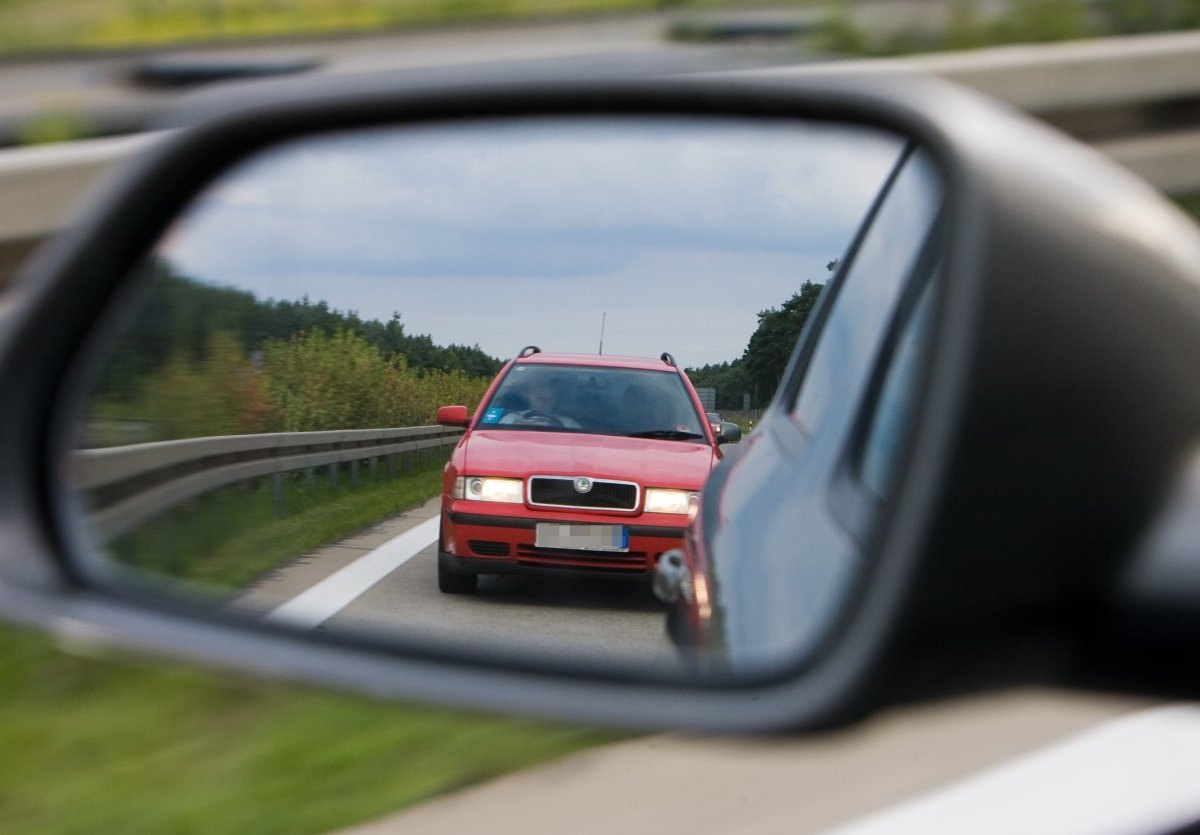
[518,345,542,359]
[660,352,677,368]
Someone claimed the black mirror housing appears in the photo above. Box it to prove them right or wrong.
[2,69,1199,733]
[717,421,742,445]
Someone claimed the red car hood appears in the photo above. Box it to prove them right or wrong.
[463,430,715,489]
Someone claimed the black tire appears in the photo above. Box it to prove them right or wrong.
[437,522,478,594]
[438,560,478,594]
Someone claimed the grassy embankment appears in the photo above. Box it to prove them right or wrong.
[830,0,1200,55]
[0,0,710,54]
[0,623,615,834]
[111,454,446,590]
[4,0,1196,57]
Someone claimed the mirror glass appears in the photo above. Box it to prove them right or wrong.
[68,115,920,679]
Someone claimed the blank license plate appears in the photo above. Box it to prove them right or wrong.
[535,523,629,552]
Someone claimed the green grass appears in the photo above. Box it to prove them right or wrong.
[0,624,617,835]
[0,0,672,55]
[13,108,98,145]
[812,0,1200,58]
[1,0,1198,57]
[112,456,446,591]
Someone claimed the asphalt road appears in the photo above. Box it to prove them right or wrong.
[234,497,681,673]
[338,688,1192,835]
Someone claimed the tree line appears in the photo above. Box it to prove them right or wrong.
[687,272,829,409]
[91,259,500,441]
[98,258,501,403]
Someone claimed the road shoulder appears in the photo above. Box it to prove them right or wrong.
[333,688,1147,834]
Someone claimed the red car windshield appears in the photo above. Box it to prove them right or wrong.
[477,364,706,440]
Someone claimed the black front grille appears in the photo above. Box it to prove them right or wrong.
[529,477,637,510]
[516,544,647,569]
[468,540,510,557]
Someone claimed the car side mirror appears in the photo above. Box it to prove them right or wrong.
[437,405,470,428]
[716,421,741,445]
[2,71,1199,733]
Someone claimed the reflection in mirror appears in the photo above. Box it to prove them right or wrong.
[693,145,946,675]
[70,116,911,679]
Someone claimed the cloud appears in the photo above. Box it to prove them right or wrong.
[162,116,905,366]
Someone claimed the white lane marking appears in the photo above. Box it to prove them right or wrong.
[264,516,439,629]
[822,704,1200,835]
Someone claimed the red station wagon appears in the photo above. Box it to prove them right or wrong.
[435,346,740,594]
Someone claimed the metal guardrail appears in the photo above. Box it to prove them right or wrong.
[72,424,463,539]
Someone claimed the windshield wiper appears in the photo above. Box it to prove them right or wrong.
[627,429,705,441]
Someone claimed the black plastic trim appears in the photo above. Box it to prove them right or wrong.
[3,67,1194,732]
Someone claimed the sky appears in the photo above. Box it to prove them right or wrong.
[160,116,905,368]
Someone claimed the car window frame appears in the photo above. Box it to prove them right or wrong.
[828,224,945,541]
[476,362,708,439]
[774,142,917,416]
[769,141,947,541]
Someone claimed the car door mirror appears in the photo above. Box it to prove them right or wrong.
[716,422,742,445]
[54,102,915,685]
[3,73,1199,732]
[436,406,470,428]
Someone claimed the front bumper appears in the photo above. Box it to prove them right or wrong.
[442,505,687,576]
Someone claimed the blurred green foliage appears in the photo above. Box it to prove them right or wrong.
[260,328,489,432]
[819,0,1200,57]
[99,260,499,404]
[1177,194,1200,223]
[104,324,492,439]
[0,623,615,834]
[90,260,497,443]
[1098,0,1200,33]
[0,0,667,53]
[0,0,1197,56]
[14,108,95,145]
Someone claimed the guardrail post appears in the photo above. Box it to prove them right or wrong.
[350,459,359,488]
[328,462,338,489]
[273,472,284,515]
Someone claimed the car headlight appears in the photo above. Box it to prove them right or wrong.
[454,476,524,503]
[644,488,699,515]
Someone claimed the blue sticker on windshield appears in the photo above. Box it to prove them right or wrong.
[481,407,505,424]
